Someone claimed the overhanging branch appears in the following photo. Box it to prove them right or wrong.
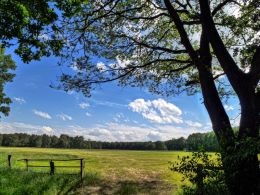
[163,0,199,63]
[250,45,260,85]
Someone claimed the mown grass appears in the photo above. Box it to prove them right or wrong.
[0,147,192,194]
[0,168,79,195]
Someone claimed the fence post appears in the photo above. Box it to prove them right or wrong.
[80,159,84,182]
[25,159,29,172]
[8,155,12,169]
[50,160,55,175]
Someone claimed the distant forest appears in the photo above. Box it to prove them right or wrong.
[0,131,219,151]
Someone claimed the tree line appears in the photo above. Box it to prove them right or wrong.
[0,131,218,151]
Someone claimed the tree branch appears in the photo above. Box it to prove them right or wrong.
[163,0,199,63]
[250,45,260,85]
[212,0,232,16]
[118,34,187,55]
[199,0,245,95]
[212,0,242,16]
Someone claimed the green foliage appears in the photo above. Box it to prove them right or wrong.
[171,151,228,195]
[0,47,16,117]
[0,132,221,151]
[53,0,259,98]
[0,0,63,63]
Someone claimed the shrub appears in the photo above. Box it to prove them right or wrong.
[170,150,229,195]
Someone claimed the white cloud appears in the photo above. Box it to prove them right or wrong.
[79,102,90,109]
[85,112,91,117]
[224,105,234,111]
[129,98,183,124]
[185,120,203,128]
[0,122,54,135]
[0,121,210,142]
[147,131,163,141]
[231,114,240,127]
[113,113,127,123]
[38,34,50,41]
[42,126,54,133]
[115,56,131,68]
[57,113,72,121]
[92,99,126,108]
[13,97,26,104]
[96,62,106,72]
[33,110,52,119]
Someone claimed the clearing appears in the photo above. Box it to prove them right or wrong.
[0,147,191,194]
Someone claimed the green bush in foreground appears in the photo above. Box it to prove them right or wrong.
[170,151,229,195]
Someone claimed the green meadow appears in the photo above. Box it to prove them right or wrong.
[0,147,193,194]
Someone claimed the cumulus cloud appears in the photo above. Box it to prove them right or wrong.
[96,62,106,72]
[147,131,163,141]
[79,102,90,109]
[57,113,72,121]
[116,56,131,68]
[224,105,234,111]
[13,97,26,104]
[113,113,128,122]
[33,110,52,119]
[185,120,203,128]
[85,112,91,117]
[129,98,183,124]
[0,122,54,135]
[0,121,210,142]
[42,126,54,133]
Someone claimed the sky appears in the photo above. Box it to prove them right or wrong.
[0,48,240,142]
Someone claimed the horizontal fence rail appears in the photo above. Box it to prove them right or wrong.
[7,155,85,182]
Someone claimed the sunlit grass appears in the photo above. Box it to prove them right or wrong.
[0,147,194,194]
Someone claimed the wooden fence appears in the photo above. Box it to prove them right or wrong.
[7,155,84,182]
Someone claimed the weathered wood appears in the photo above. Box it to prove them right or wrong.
[50,160,55,175]
[25,159,29,172]
[80,159,84,182]
[17,157,85,180]
[18,158,84,161]
[8,155,11,169]
[28,165,80,168]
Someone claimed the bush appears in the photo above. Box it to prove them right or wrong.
[170,150,229,195]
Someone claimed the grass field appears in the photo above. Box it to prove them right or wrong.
[0,147,192,194]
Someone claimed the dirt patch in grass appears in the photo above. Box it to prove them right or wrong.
[71,171,176,195]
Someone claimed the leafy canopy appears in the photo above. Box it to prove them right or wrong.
[0,0,63,63]
[0,0,64,116]
[0,47,16,117]
[54,0,259,98]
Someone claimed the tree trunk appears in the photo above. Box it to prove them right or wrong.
[197,44,260,194]
[221,145,260,195]
[225,87,260,195]
[222,86,259,194]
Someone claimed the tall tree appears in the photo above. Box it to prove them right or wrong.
[0,47,16,117]
[54,1,260,193]
[0,0,63,63]
[0,0,63,116]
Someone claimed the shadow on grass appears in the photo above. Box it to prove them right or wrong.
[0,168,175,195]
[0,168,79,195]
[72,172,175,195]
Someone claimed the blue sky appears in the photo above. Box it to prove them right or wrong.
[0,48,240,141]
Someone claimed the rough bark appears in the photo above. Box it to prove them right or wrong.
[198,0,260,194]
[198,27,235,149]
[164,0,260,193]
